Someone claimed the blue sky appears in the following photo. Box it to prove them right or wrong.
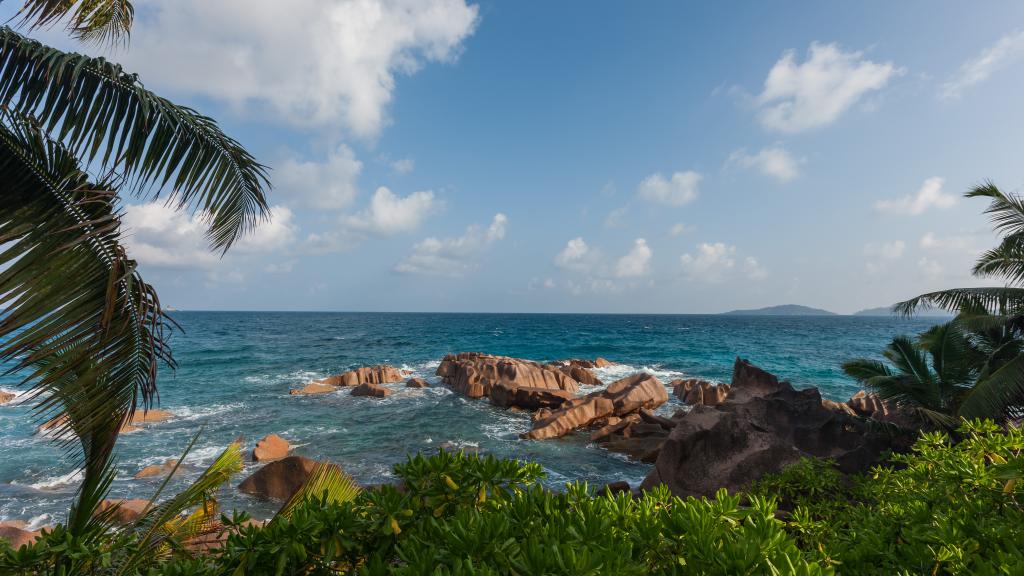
[13,1,1024,313]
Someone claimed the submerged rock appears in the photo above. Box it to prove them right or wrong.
[252,434,291,462]
[134,459,181,479]
[436,352,579,402]
[641,358,910,498]
[671,379,730,406]
[405,377,430,388]
[290,365,404,395]
[97,498,150,523]
[351,383,392,398]
[238,456,338,501]
[522,372,668,440]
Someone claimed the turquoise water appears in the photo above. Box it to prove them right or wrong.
[0,312,939,527]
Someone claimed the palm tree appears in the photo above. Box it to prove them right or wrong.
[0,0,269,543]
[893,183,1024,422]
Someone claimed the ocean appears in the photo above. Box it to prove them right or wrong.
[0,311,940,528]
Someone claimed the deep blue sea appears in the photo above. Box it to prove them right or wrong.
[0,312,941,527]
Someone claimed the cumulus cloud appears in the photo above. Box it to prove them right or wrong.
[395,213,507,277]
[727,144,803,182]
[756,42,900,132]
[875,177,956,216]
[277,145,362,210]
[940,31,1024,100]
[346,186,438,235]
[554,237,593,272]
[863,240,906,260]
[123,202,296,267]
[637,171,701,206]
[390,157,415,174]
[124,0,479,138]
[615,239,652,278]
[680,242,766,282]
[669,223,692,237]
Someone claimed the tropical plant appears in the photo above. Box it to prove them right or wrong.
[0,0,269,555]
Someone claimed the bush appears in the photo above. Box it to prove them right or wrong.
[3,422,1022,575]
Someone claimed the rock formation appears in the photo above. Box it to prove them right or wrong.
[238,456,338,501]
[594,357,615,368]
[406,377,430,388]
[351,383,392,398]
[290,365,404,395]
[97,498,150,523]
[436,353,579,409]
[134,459,181,479]
[489,382,573,410]
[522,372,668,440]
[671,378,730,406]
[252,434,291,462]
[0,521,41,549]
[551,362,603,386]
[846,390,915,426]
[641,358,911,498]
[37,409,173,435]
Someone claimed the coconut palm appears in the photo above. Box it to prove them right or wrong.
[0,0,269,543]
[892,182,1024,423]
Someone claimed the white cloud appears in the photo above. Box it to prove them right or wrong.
[235,206,298,252]
[680,242,767,282]
[123,201,296,267]
[395,213,507,277]
[554,237,593,272]
[863,240,906,260]
[615,239,652,278]
[669,223,691,237]
[756,42,900,132]
[919,231,985,255]
[125,0,480,138]
[940,31,1024,100]
[637,171,701,206]
[264,260,295,274]
[604,205,629,227]
[346,186,438,235]
[390,157,415,174]
[875,177,956,216]
[277,145,362,210]
[727,144,803,182]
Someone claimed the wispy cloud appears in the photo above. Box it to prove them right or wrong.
[940,30,1024,100]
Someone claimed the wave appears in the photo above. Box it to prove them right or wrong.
[11,469,82,491]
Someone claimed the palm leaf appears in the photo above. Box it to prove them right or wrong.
[958,354,1024,422]
[0,26,270,251]
[967,181,1024,239]
[15,0,134,45]
[276,462,361,520]
[894,287,1024,317]
[973,237,1024,284]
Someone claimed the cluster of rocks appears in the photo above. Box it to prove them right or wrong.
[36,409,174,436]
[290,365,407,396]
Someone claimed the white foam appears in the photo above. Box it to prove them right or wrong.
[25,513,52,531]
[12,469,82,490]
[0,387,29,406]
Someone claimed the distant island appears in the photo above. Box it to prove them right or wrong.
[853,306,954,318]
[721,304,837,316]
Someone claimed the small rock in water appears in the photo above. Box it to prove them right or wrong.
[134,459,181,479]
[238,456,338,501]
[405,377,429,388]
[252,434,291,462]
[0,391,14,405]
[351,383,392,398]
[96,499,150,523]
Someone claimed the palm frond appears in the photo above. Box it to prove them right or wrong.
[0,26,270,251]
[967,181,1024,239]
[15,0,134,45]
[972,237,1024,284]
[276,462,361,520]
[958,354,1024,422]
[894,287,1024,317]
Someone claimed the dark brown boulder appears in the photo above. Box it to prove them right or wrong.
[641,358,909,498]
[351,383,392,398]
[406,377,430,388]
[596,481,631,497]
[238,456,337,501]
[489,382,573,410]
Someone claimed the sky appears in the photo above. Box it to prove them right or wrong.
[10,1,1024,313]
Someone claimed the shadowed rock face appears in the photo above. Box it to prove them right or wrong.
[549,361,604,386]
[351,383,392,398]
[641,358,909,498]
[522,373,669,440]
[436,352,579,402]
[489,383,573,410]
[671,379,730,406]
[238,456,338,501]
[406,377,429,388]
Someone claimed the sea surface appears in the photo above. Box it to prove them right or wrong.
[0,311,941,527]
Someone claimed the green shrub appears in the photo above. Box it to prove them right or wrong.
[3,423,1022,575]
